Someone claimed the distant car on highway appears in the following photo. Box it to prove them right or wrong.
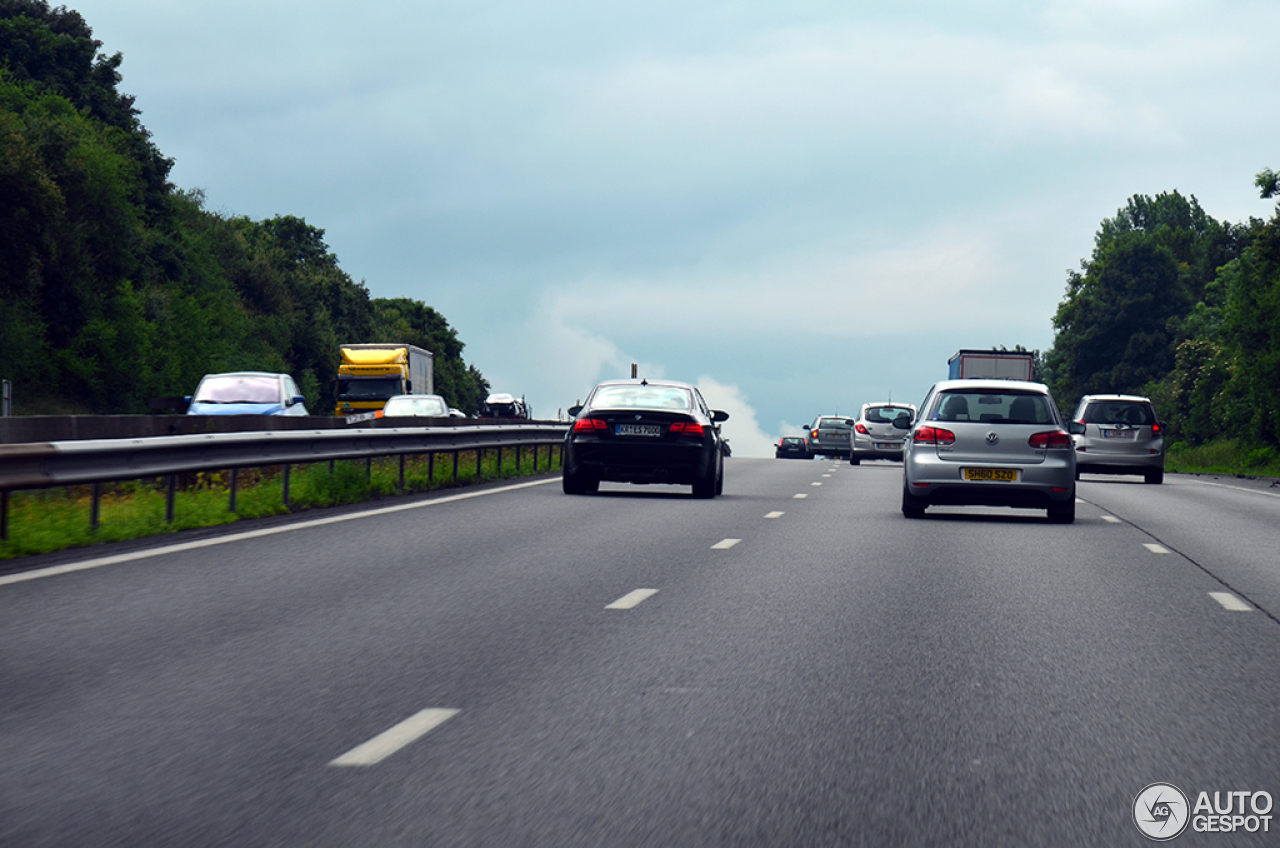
[898,379,1082,523]
[849,403,916,465]
[479,393,529,419]
[185,372,309,416]
[775,436,810,459]
[562,379,729,498]
[375,394,450,418]
[806,415,854,459]
[1069,394,1165,484]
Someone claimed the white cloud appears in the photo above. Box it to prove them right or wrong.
[695,377,776,459]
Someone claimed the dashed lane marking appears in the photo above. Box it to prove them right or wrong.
[1143,543,1171,554]
[1102,516,1122,524]
[711,538,741,550]
[793,494,808,499]
[764,511,785,519]
[606,589,659,609]
[1209,592,1253,612]
[811,482,823,487]
[330,709,460,767]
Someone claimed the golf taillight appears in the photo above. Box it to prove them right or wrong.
[913,426,955,446]
[1029,430,1072,449]
[670,422,705,436]
[574,418,608,432]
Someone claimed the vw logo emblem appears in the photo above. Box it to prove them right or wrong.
[985,432,1000,445]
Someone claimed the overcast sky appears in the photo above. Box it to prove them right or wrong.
[72,0,1280,456]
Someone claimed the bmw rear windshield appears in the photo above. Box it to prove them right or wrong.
[590,385,693,411]
[817,418,851,429]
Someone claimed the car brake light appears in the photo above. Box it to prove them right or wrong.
[574,418,608,432]
[856,424,869,434]
[1029,430,1072,449]
[1151,422,1161,435]
[670,421,705,436]
[913,426,955,446]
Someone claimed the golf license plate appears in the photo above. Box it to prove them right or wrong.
[617,424,662,437]
[963,467,1019,482]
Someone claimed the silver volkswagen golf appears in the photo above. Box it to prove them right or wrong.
[897,380,1083,523]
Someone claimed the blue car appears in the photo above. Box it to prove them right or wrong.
[186,372,309,416]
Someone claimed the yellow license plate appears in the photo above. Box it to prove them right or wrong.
[963,467,1018,482]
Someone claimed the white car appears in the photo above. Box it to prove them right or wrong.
[849,403,916,465]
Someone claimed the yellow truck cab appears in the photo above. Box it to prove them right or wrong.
[335,343,434,418]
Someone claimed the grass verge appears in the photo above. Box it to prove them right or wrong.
[1165,439,1280,477]
[1,447,562,561]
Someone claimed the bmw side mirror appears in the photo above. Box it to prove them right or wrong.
[712,410,730,422]
[568,404,583,416]
[1068,421,1086,435]
[291,395,305,406]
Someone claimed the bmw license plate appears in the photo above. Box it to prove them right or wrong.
[617,424,662,437]
[1102,429,1136,439]
[963,467,1019,482]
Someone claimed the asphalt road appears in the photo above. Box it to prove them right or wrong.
[2,460,1278,846]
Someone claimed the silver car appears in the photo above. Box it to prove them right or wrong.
[806,415,854,459]
[849,403,916,465]
[1069,394,1165,484]
[898,380,1082,523]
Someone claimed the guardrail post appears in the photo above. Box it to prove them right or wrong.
[90,482,102,532]
[1,490,8,540]
[428,452,435,484]
[516,444,522,474]
[283,464,292,507]
[497,446,504,479]
[475,448,483,480]
[452,450,459,482]
[399,454,406,491]
[366,457,372,479]
[165,475,176,523]
[229,468,238,513]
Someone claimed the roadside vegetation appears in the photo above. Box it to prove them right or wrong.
[0,2,489,416]
[1165,441,1280,478]
[0,449,562,561]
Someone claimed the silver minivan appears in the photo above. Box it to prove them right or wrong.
[897,380,1083,523]
[1069,394,1165,484]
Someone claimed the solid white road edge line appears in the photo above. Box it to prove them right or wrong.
[329,708,460,767]
[1143,543,1171,554]
[711,538,741,550]
[1208,592,1253,611]
[606,589,659,609]
[0,478,559,588]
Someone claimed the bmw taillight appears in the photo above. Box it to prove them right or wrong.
[855,424,869,434]
[913,426,955,446]
[1029,430,1072,449]
[574,418,608,432]
[670,422,705,437]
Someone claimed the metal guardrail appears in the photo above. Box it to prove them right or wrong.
[0,423,568,539]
